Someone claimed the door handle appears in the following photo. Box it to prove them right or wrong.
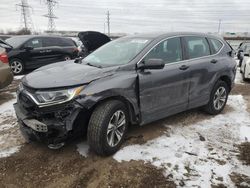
[179,65,189,70]
[39,50,45,53]
[211,59,218,64]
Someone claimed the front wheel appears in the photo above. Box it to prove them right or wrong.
[203,80,229,115]
[87,100,128,156]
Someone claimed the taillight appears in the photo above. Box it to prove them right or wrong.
[73,47,79,52]
[0,52,9,64]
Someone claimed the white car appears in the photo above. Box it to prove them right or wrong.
[240,53,250,80]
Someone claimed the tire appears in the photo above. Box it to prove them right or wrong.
[63,55,71,61]
[10,58,24,75]
[87,100,129,156]
[203,80,229,115]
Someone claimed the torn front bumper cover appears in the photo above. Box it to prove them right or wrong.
[14,101,83,145]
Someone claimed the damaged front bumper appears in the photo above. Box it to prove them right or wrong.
[14,99,85,145]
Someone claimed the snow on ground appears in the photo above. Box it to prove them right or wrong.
[14,75,24,80]
[0,93,24,158]
[235,67,245,85]
[77,142,89,157]
[114,95,250,187]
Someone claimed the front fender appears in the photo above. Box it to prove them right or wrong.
[75,71,140,119]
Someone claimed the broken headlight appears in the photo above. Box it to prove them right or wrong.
[32,86,84,107]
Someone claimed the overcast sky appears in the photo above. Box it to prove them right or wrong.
[1,0,250,34]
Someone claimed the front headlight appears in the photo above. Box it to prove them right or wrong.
[32,86,84,106]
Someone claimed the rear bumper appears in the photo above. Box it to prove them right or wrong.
[14,101,85,145]
[0,66,13,89]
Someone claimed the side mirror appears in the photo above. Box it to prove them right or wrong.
[24,46,34,51]
[138,59,165,70]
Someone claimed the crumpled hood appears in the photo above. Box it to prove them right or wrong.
[22,61,114,89]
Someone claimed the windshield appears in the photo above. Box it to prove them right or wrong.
[5,36,29,48]
[83,37,151,67]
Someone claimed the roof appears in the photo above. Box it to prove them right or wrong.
[125,32,223,41]
[8,35,67,39]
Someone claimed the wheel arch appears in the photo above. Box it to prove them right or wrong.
[88,95,139,125]
[219,75,232,91]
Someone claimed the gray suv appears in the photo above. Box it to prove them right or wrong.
[14,32,236,155]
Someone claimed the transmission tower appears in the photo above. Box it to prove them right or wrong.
[44,0,58,33]
[16,0,33,32]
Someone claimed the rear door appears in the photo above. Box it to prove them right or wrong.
[42,37,64,63]
[138,37,190,124]
[183,36,221,109]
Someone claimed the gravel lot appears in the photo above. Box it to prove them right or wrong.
[0,71,249,188]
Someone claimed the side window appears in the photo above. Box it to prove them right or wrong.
[185,36,210,59]
[144,37,182,64]
[43,38,60,47]
[59,38,75,47]
[209,38,223,54]
[24,38,43,48]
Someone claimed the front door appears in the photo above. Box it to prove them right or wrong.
[23,38,52,68]
[138,37,190,124]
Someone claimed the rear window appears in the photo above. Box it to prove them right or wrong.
[185,36,210,59]
[209,38,223,54]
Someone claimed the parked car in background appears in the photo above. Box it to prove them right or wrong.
[0,40,13,89]
[5,35,79,75]
[77,31,111,57]
[14,32,236,155]
[237,41,250,67]
[69,37,83,56]
[240,49,250,80]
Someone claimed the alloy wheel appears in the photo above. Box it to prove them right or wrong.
[11,61,23,74]
[213,86,227,110]
[106,110,126,147]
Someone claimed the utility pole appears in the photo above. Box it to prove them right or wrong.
[44,0,58,33]
[218,19,221,34]
[16,0,33,32]
[106,11,110,36]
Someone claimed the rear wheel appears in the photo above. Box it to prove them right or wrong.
[10,59,24,75]
[87,100,128,156]
[203,80,229,115]
[63,55,71,61]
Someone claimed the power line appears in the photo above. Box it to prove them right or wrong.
[16,0,33,31]
[43,0,58,33]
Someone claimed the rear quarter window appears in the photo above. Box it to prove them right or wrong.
[209,38,223,54]
[185,36,210,59]
[59,38,75,47]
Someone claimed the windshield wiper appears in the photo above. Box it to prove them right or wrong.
[86,62,102,68]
